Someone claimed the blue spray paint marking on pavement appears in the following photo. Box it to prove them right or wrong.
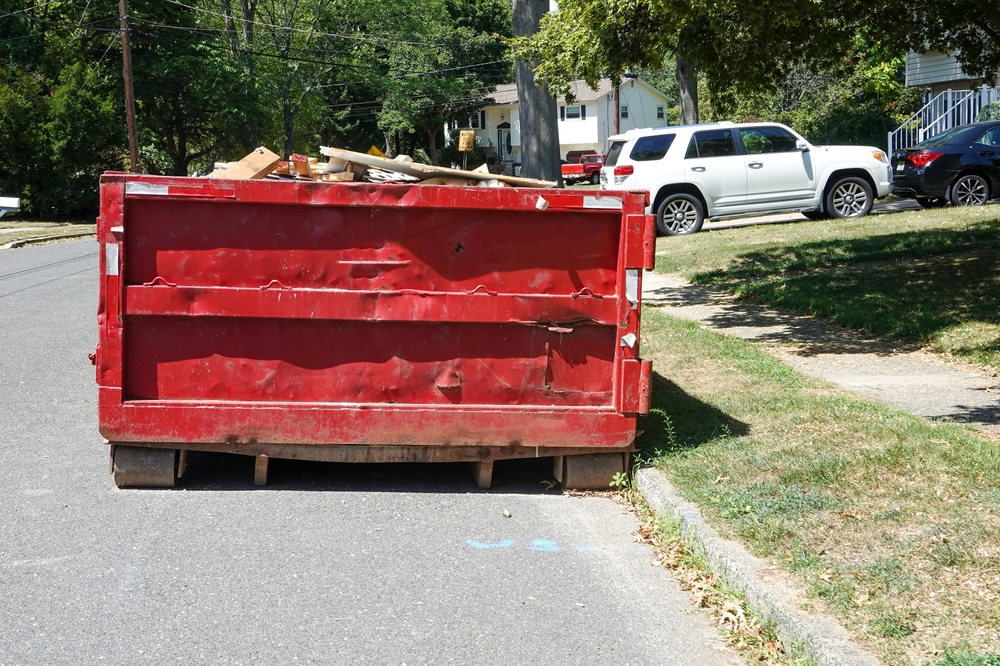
[120,564,137,591]
[466,539,516,549]
[528,539,561,552]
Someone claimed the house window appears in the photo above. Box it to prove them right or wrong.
[657,106,664,119]
[469,110,486,129]
[620,105,629,119]
[566,105,581,120]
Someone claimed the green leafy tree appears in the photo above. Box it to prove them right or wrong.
[517,0,1000,127]
[0,0,124,215]
[129,0,262,174]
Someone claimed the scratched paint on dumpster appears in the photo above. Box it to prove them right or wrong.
[98,176,652,451]
[124,199,619,296]
[123,317,615,406]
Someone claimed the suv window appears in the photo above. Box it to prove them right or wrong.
[685,130,737,158]
[739,126,798,154]
[605,141,626,167]
[630,134,675,161]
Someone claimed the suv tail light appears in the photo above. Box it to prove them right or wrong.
[614,165,634,176]
[905,152,942,168]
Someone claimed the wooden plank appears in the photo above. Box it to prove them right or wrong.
[319,146,555,188]
[208,146,281,180]
[320,171,355,182]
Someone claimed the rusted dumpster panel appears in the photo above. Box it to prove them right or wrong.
[96,174,654,459]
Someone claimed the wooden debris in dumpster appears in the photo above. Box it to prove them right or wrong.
[320,146,556,188]
[207,146,281,179]
[206,144,555,188]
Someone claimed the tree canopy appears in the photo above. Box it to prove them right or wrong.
[0,0,511,215]
[514,0,1000,122]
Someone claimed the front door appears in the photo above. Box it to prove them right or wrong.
[739,126,816,204]
[498,129,514,162]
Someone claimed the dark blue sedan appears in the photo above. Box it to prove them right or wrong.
[892,121,1000,208]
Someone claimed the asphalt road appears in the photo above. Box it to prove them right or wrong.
[0,239,738,665]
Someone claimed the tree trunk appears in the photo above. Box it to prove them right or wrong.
[676,55,698,124]
[513,0,562,184]
[426,127,439,165]
[282,98,295,158]
[383,132,395,158]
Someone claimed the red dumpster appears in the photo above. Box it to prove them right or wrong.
[95,174,655,489]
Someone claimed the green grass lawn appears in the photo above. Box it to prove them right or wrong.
[654,205,1000,373]
[638,307,1000,665]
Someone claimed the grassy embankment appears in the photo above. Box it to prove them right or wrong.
[0,220,96,246]
[655,205,1000,374]
[640,205,1000,664]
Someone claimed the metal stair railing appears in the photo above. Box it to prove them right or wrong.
[888,87,998,153]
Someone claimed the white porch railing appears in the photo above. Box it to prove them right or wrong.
[888,86,999,153]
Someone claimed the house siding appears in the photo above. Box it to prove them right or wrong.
[906,52,972,88]
[618,79,670,132]
[443,77,671,165]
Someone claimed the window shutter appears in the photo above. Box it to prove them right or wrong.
[560,106,565,121]
[581,105,586,120]
[480,110,486,129]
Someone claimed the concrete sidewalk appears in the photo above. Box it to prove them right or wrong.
[642,271,1000,435]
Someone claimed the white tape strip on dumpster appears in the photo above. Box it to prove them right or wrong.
[105,243,119,276]
[625,269,639,304]
[583,196,622,210]
[125,182,170,196]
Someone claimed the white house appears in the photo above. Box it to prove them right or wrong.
[446,76,672,166]
[890,51,1000,151]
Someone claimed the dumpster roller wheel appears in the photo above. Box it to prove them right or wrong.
[112,445,179,488]
[554,453,625,490]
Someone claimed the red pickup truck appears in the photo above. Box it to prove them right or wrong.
[561,153,605,185]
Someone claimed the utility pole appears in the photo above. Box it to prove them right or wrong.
[120,0,139,172]
[614,81,620,135]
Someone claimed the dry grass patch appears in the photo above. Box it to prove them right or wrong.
[639,307,1000,665]
[0,221,95,246]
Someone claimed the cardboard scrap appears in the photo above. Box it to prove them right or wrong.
[208,146,280,179]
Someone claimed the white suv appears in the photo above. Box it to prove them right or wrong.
[600,122,893,235]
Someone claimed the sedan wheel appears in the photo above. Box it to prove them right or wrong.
[826,177,873,218]
[656,193,705,236]
[950,174,989,206]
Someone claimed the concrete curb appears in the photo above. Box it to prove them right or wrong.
[635,467,883,666]
[1,231,95,250]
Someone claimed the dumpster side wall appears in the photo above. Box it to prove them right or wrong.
[96,176,653,452]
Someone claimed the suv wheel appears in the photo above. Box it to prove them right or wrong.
[950,174,989,206]
[826,177,873,218]
[656,193,705,236]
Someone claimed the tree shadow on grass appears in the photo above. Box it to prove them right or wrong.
[692,219,1000,350]
[637,372,749,458]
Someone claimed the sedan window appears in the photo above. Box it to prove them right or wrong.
[630,134,676,161]
[739,126,798,154]
[917,126,976,148]
[975,127,1000,146]
[686,130,737,158]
